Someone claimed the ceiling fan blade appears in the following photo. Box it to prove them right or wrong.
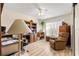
[33,3,41,10]
[32,3,48,20]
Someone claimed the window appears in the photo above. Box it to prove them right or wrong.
[46,21,62,37]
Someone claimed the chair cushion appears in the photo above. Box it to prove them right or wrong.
[56,37,66,41]
[59,32,69,38]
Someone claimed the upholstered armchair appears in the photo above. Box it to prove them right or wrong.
[49,32,69,50]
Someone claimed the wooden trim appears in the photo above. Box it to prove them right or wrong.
[1,3,4,13]
[0,3,2,56]
[73,3,77,56]
[18,34,21,55]
[0,3,4,56]
[0,33,1,55]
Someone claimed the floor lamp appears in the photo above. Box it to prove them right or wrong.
[7,19,32,55]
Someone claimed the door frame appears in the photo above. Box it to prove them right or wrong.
[0,3,4,56]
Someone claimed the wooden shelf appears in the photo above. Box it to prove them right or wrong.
[25,20,37,33]
[24,20,37,43]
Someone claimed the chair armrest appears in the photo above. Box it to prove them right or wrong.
[55,37,66,42]
[55,39,66,42]
[49,39,55,43]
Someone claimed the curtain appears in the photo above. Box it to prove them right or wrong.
[46,21,62,37]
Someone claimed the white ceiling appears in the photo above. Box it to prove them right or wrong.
[4,3,72,19]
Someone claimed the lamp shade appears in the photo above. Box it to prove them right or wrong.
[7,19,32,34]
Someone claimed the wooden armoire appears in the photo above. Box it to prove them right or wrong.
[59,22,71,47]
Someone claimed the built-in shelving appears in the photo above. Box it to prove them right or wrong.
[24,20,37,44]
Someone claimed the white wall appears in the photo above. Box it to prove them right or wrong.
[45,13,73,25]
[45,14,72,33]
[37,13,73,31]
[1,5,38,32]
[75,4,79,56]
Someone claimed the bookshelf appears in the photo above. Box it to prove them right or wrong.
[24,20,37,43]
[25,20,37,33]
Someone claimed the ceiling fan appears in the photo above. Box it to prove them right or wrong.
[33,3,48,17]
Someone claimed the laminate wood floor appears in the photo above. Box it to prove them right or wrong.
[21,40,72,56]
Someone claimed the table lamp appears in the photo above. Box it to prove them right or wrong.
[7,19,32,55]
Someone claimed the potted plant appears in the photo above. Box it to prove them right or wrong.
[40,21,46,32]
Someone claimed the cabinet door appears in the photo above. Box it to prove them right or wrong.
[30,34,34,43]
[30,34,37,43]
[59,25,69,32]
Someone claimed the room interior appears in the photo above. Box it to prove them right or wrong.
[0,3,74,56]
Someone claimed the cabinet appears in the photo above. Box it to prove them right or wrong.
[25,20,37,33]
[59,25,70,32]
[24,20,37,44]
[59,22,71,47]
